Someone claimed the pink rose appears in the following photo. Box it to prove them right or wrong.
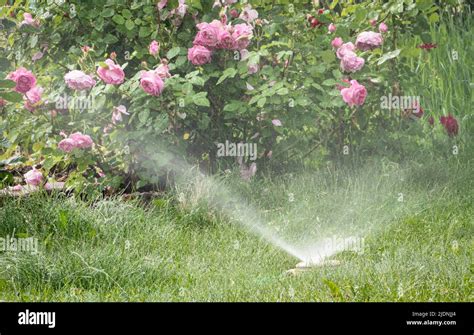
[176,0,187,18]
[355,31,383,51]
[112,105,129,124]
[187,45,213,66]
[140,70,165,96]
[239,5,258,23]
[331,37,343,49]
[272,119,282,126]
[11,184,24,192]
[336,42,356,59]
[193,23,220,48]
[248,63,259,74]
[155,63,171,79]
[216,28,236,50]
[340,52,365,73]
[97,59,125,85]
[6,67,37,93]
[369,19,377,26]
[157,0,168,10]
[21,13,40,28]
[69,132,94,149]
[0,98,6,107]
[58,138,76,152]
[196,19,224,31]
[24,168,43,186]
[25,86,43,105]
[379,22,388,33]
[232,23,253,50]
[328,23,336,33]
[64,70,96,90]
[341,80,367,107]
[149,40,160,56]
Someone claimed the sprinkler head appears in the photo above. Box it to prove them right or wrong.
[285,258,341,276]
[296,259,341,268]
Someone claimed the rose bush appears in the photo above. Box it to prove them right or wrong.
[0,0,467,194]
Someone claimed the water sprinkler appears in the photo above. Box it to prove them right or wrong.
[285,257,341,276]
[296,259,341,268]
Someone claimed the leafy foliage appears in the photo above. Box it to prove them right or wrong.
[0,0,470,194]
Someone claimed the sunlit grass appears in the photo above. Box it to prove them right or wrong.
[0,156,471,302]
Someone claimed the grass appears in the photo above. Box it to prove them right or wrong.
[402,11,473,130]
[0,158,472,302]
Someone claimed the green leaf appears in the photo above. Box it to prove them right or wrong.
[322,79,337,86]
[321,50,336,64]
[216,68,237,85]
[0,79,16,89]
[276,87,289,95]
[138,109,150,123]
[193,97,210,107]
[125,19,135,30]
[167,47,181,60]
[193,92,210,107]
[103,34,119,44]
[223,101,240,112]
[377,49,401,65]
[0,58,11,72]
[257,97,266,108]
[112,14,125,25]
[189,76,205,86]
[101,8,115,17]
[0,91,22,103]
[429,13,439,23]
[249,95,260,105]
[139,26,152,37]
[121,9,132,19]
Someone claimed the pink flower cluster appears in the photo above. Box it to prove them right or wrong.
[188,19,253,66]
[149,40,160,57]
[64,70,96,90]
[97,59,125,85]
[340,80,367,107]
[140,63,171,96]
[7,67,37,93]
[58,132,94,152]
[21,13,40,28]
[6,67,44,112]
[24,168,43,186]
[24,85,44,112]
[333,41,365,73]
[355,31,384,51]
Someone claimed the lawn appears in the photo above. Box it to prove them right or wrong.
[0,158,471,302]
